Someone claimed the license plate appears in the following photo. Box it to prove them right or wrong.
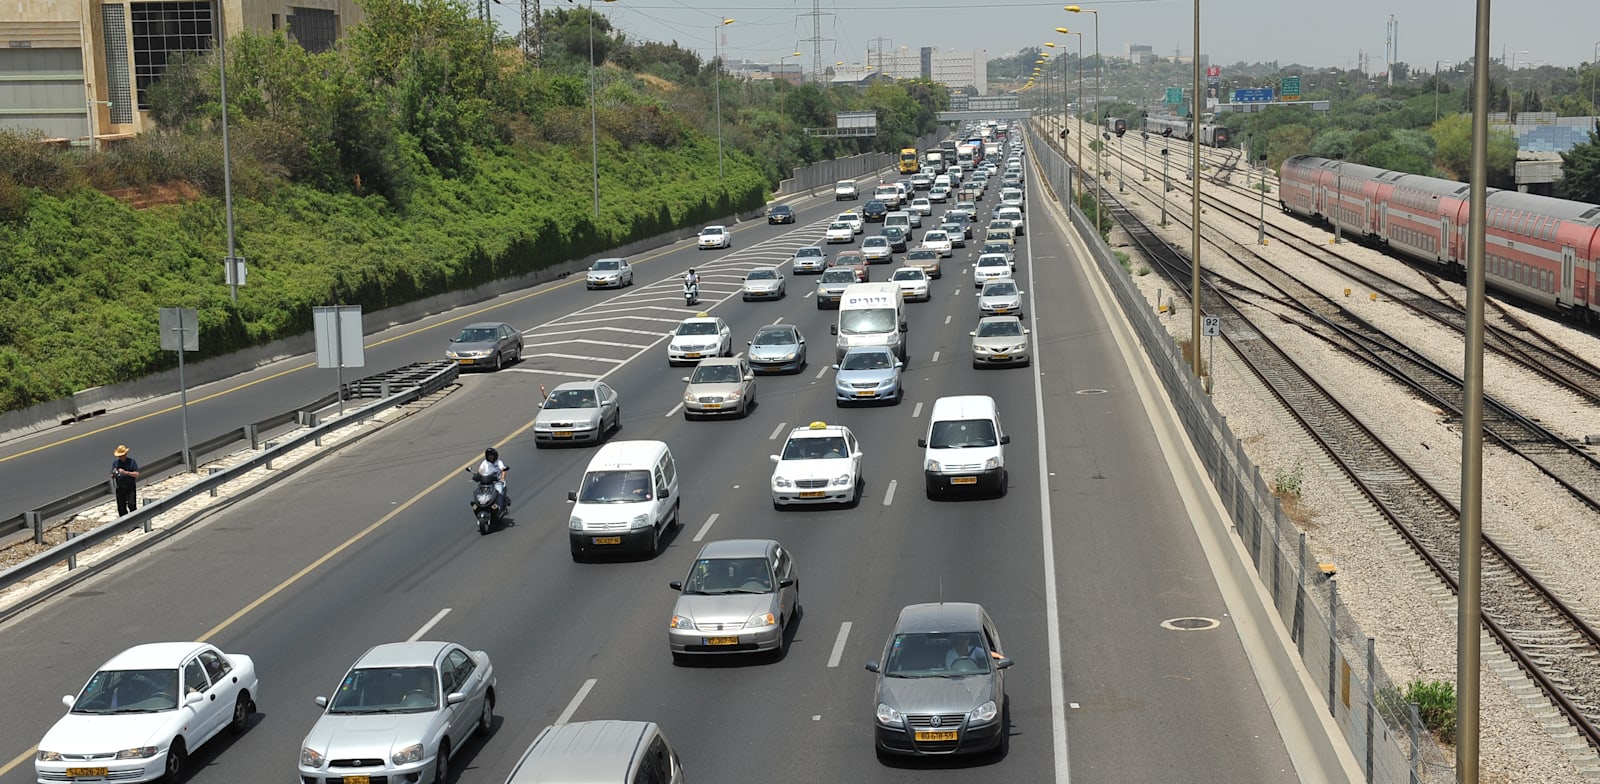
[952,476,978,485]
[593,536,622,545]
[67,769,109,779]
[706,637,739,645]
[554,431,573,438]
[685,352,702,359]
[703,402,722,409]
[799,491,826,499]
[994,307,1010,313]
[342,777,372,784]
[992,354,1010,361]
[915,730,959,741]
[857,390,877,397]
[458,358,475,365]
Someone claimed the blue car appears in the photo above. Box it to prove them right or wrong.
[833,346,904,406]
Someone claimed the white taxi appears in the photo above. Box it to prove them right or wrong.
[770,421,864,508]
[836,211,865,234]
[667,313,733,366]
[919,230,954,258]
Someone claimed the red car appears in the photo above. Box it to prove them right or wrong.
[829,251,871,282]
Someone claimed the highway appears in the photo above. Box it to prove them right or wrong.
[0,159,1299,782]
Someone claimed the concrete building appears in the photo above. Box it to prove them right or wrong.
[3,0,362,146]
[1126,43,1154,65]
[864,45,987,95]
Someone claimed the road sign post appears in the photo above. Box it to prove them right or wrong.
[158,307,200,470]
[1280,75,1302,102]
[313,306,365,416]
[1202,315,1221,393]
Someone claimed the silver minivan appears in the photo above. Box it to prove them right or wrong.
[504,720,684,784]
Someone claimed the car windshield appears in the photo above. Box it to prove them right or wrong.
[893,269,924,281]
[752,328,796,346]
[545,388,597,409]
[782,435,849,460]
[577,469,654,503]
[908,251,936,261]
[747,269,777,280]
[883,632,991,677]
[797,248,823,258]
[700,227,723,236]
[925,233,948,243]
[884,228,904,238]
[979,257,1008,268]
[677,322,717,336]
[681,557,774,594]
[839,310,897,336]
[864,238,886,247]
[821,270,857,283]
[454,327,496,343]
[830,223,851,231]
[983,282,1018,296]
[328,666,438,714]
[690,364,742,383]
[592,260,621,270]
[977,320,1023,337]
[71,669,179,714]
[928,419,999,449]
[984,245,1010,255]
[842,350,895,370]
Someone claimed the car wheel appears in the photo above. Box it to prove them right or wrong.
[512,344,522,363]
[434,743,449,784]
[476,691,495,737]
[492,352,503,372]
[995,470,1009,498]
[228,692,252,734]
[160,738,186,783]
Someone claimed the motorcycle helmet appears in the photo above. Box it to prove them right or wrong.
[485,447,499,462]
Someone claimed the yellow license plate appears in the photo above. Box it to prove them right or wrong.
[342,777,372,784]
[857,390,877,397]
[915,730,959,741]
[458,358,475,365]
[685,352,702,359]
[992,354,1010,360]
[593,536,623,545]
[993,307,1010,313]
[952,476,978,485]
[554,431,573,438]
[67,770,109,778]
[799,491,826,499]
[707,637,739,645]
[703,402,722,409]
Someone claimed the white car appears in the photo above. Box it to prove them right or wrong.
[919,230,954,258]
[974,254,1014,287]
[891,266,931,302]
[928,186,951,203]
[836,212,865,234]
[1000,189,1025,212]
[825,221,856,244]
[741,267,786,300]
[978,278,1024,318]
[37,642,259,784]
[698,225,732,249]
[995,206,1025,236]
[909,198,933,217]
[770,421,864,507]
[861,236,893,263]
[668,314,733,365]
[585,257,633,288]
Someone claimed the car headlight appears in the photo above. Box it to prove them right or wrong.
[985,457,1002,470]
[670,614,695,629]
[391,743,425,765]
[778,351,797,361]
[773,476,793,488]
[830,473,853,487]
[630,513,652,529]
[37,751,62,762]
[746,612,776,628]
[115,747,159,760]
[876,703,904,727]
[445,350,458,358]
[926,459,941,472]
[568,516,583,530]
[968,700,999,724]
[725,388,743,400]
[684,389,696,402]
[301,747,325,768]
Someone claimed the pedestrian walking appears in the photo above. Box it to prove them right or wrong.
[112,445,140,515]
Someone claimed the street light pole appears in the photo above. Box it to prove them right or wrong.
[778,51,802,86]
[1257,153,1268,245]
[1160,147,1170,226]
[713,18,734,179]
[1333,152,1345,244]
[1141,131,1150,180]
[216,1,240,304]
[1067,6,1101,234]
[1592,41,1599,114]
[1435,59,1454,122]
[1054,27,1082,199]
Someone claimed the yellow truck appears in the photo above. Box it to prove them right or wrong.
[898,148,920,174]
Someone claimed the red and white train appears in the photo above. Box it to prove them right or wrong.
[1280,155,1600,320]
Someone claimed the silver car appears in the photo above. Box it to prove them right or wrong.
[445,322,522,371]
[792,245,828,274]
[668,539,800,661]
[534,381,620,447]
[747,324,807,374]
[866,603,1012,758]
[299,641,495,784]
[741,267,786,300]
[891,266,931,302]
[977,279,1024,318]
[585,257,633,289]
[970,316,1031,367]
[833,346,904,406]
[861,236,893,264]
[682,355,756,419]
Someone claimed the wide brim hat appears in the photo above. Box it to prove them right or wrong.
[114,445,129,457]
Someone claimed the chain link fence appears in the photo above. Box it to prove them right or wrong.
[1025,122,1457,784]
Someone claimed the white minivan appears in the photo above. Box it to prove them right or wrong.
[919,395,1009,498]
[567,440,680,560]
[831,282,907,363]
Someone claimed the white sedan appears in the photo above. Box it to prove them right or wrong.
[825,221,856,244]
[836,212,865,234]
[918,230,954,258]
[891,266,931,302]
[974,254,1014,287]
[770,421,864,507]
[698,225,732,249]
[37,642,259,783]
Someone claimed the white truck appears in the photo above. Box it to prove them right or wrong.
[834,180,859,200]
[923,150,946,173]
[831,282,907,362]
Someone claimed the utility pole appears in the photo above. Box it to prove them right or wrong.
[799,0,833,83]
[869,36,891,73]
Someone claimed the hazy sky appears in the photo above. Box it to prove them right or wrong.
[489,0,1596,75]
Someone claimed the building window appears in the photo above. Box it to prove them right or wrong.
[272,13,280,30]
[287,7,336,53]
[131,1,215,110]
[101,4,135,123]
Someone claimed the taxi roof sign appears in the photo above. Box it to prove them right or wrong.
[695,312,710,318]
[808,421,829,429]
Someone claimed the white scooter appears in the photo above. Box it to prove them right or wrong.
[683,278,700,306]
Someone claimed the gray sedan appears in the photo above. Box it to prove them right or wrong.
[866,602,1012,759]
[833,346,903,406]
[585,257,633,288]
[747,324,807,374]
[668,539,800,661]
[534,381,620,447]
[446,322,522,371]
[741,267,786,300]
[298,641,495,784]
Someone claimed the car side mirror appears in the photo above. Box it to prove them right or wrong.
[865,661,881,673]
[1023,328,1031,334]
[185,692,205,706]
[315,696,329,708]
[895,361,903,369]
[770,455,780,463]
[567,490,578,502]
[798,338,805,345]
[681,377,691,383]
[747,340,752,345]
[61,695,74,709]
[851,451,864,459]
[779,577,796,588]
[446,692,467,706]
[899,323,907,333]
[1000,435,1011,445]
[831,364,840,370]
[745,374,754,381]
[830,326,839,335]
[996,657,1015,670]
[1018,291,1025,295]
[969,331,977,337]
[917,438,928,447]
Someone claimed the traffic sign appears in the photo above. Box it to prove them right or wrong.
[1165,87,1183,105]
[1280,76,1301,96]
[1202,316,1221,337]
[1232,88,1274,103]
[1207,66,1220,78]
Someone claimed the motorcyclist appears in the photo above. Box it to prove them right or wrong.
[475,447,509,511]
[683,268,700,303]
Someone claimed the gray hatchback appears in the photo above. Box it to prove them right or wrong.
[866,602,1012,759]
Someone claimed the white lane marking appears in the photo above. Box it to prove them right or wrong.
[529,352,626,364]
[525,338,650,350]
[556,679,598,725]
[805,291,815,299]
[530,326,664,338]
[953,285,961,297]
[511,368,600,379]
[882,480,897,506]
[665,402,684,418]
[771,316,784,325]
[692,513,720,542]
[912,401,923,418]
[827,621,853,668]
[944,315,952,325]
[409,608,451,642]
[550,314,684,327]
[769,422,788,440]
[815,365,829,380]
[931,350,940,363]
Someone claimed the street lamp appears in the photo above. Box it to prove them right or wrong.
[580,0,618,218]
[1065,6,1101,232]
[1140,130,1150,181]
[712,18,734,179]
[216,3,241,304]
[777,50,802,86]
[1054,27,1083,198]
[1510,50,1528,71]
[1434,59,1454,121]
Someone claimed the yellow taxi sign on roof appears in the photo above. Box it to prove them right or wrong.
[695,312,710,318]
[808,421,828,430]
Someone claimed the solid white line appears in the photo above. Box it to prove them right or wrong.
[530,352,626,364]
[556,679,598,725]
[805,291,815,299]
[827,621,853,668]
[408,608,452,642]
[769,422,788,440]
[931,350,940,363]
[912,401,923,418]
[944,315,952,325]
[771,316,784,325]
[665,402,684,417]
[525,338,650,350]
[882,479,897,506]
[692,513,720,542]
[815,365,829,380]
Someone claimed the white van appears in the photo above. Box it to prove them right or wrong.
[832,282,907,362]
[504,720,684,784]
[567,440,680,561]
[919,395,1009,498]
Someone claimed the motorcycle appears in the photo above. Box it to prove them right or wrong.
[465,468,506,535]
[683,279,699,306]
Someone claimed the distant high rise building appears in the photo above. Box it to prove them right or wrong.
[862,45,986,94]
[1126,44,1155,65]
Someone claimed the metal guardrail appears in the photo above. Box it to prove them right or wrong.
[0,361,458,594]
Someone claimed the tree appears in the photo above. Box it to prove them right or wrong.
[1265,124,1313,169]
[1557,123,1600,204]
[1361,129,1435,175]
[1429,113,1517,187]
